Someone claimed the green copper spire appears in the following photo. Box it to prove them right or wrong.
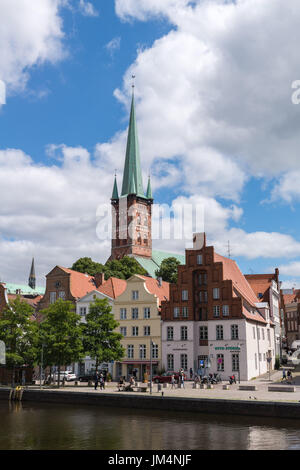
[28,258,36,290]
[128,169,137,195]
[146,176,153,199]
[112,175,119,200]
[121,93,145,198]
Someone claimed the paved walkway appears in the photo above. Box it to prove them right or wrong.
[29,367,300,404]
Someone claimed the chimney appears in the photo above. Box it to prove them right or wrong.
[158,277,163,287]
[95,273,105,288]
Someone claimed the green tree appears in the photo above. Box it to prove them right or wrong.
[104,256,147,280]
[71,257,105,276]
[71,256,147,280]
[155,257,181,284]
[39,299,83,387]
[82,298,124,372]
[0,297,38,386]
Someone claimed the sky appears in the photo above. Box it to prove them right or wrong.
[1,0,300,289]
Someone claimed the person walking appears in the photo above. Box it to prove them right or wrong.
[282,368,287,382]
[171,374,176,389]
[94,372,99,390]
[99,374,105,390]
[189,368,193,380]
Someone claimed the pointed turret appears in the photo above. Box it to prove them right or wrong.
[111,175,119,200]
[146,176,153,200]
[128,170,137,195]
[28,258,36,290]
[121,93,145,198]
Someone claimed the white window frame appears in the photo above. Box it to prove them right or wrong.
[213,288,220,300]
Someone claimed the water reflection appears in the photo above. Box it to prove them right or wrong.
[1,402,300,450]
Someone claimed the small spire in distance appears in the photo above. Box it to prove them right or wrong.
[112,171,119,200]
[28,258,36,290]
[146,175,153,199]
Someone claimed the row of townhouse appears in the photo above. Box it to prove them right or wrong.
[280,289,300,349]
[13,234,281,382]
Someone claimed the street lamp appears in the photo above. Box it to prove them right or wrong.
[40,343,45,389]
[150,338,156,395]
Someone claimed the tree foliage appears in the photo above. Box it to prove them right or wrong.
[155,257,181,284]
[81,298,124,371]
[0,297,38,369]
[39,299,83,385]
[71,256,147,280]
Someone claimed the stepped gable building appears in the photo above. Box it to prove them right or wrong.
[37,266,127,312]
[109,89,184,278]
[160,233,276,381]
[280,288,300,349]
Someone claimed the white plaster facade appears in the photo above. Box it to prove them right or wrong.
[162,315,276,381]
[162,322,196,375]
[74,290,114,376]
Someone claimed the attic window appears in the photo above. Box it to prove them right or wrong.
[258,293,263,299]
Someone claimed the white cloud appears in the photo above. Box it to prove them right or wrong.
[112,0,300,203]
[0,0,66,97]
[0,147,113,285]
[79,0,99,17]
[271,171,300,203]
[105,37,121,56]
[279,261,300,278]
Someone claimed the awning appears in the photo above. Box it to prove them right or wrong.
[121,361,159,365]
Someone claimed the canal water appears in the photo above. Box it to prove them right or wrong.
[1,401,300,450]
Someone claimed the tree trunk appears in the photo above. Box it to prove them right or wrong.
[58,365,61,389]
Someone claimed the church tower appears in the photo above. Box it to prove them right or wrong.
[110,90,153,261]
[28,258,36,290]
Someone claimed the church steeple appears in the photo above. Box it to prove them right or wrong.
[146,176,153,200]
[28,258,36,290]
[110,81,153,261]
[121,92,145,199]
[111,174,119,200]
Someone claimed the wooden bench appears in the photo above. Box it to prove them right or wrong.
[268,386,296,392]
[239,385,257,391]
[132,386,148,393]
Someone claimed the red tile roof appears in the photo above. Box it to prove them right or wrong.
[59,267,96,299]
[139,275,170,304]
[245,274,277,302]
[242,305,267,324]
[58,267,127,300]
[97,277,127,299]
[214,253,259,306]
[282,289,300,305]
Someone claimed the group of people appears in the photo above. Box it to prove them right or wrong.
[282,368,293,383]
[117,375,137,391]
[94,371,106,390]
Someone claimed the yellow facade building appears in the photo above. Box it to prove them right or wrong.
[113,275,169,381]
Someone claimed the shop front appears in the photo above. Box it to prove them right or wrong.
[120,361,159,382]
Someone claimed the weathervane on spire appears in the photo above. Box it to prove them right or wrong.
[132,74,136,93]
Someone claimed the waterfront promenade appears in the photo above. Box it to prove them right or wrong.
[5,367,300,404]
